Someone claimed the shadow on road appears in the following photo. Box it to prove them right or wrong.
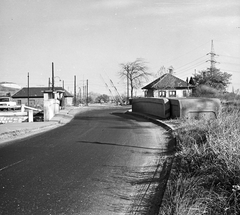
[110,111,176,214]
[77,140,162,151]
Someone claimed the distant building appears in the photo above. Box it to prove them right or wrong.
[142,73,194,98]
[0,82,21,97]
[12,87,73,108]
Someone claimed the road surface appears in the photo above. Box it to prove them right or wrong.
[0,107,170,215]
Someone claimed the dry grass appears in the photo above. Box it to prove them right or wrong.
[159,105,240,215]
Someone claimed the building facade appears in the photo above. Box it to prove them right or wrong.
[12,87,73,108]
[142,73,194,98]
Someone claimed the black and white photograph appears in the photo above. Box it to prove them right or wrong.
[0,0,240,214]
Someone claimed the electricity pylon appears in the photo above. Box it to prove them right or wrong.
[207,40,219,71]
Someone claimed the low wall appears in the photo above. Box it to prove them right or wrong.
[132,98,170,119]
[132,97,221,120]
[44,99,60,121]
[0,111,33,123]
[169,98,221,119]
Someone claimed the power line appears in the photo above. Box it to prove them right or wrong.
[164,40,210,65]
[220,62,240,66]
[174,55,207,71]
[218,54,240,59]
[175,61,208,74]
[221,69,240,73]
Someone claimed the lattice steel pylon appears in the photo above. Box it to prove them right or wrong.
[207,40,219,71]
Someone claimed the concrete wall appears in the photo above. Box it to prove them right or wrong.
[132,97,170,119]
[44,99,59,121]
[169,98,221,119]
[132,97,221,120]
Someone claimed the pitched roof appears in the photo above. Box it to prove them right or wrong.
[142,73,194,90]
[12,87,73,98]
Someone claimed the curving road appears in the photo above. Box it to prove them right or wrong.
[0,107,170,215]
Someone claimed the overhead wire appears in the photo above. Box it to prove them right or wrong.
[218,54,240,59]
[164,41,210,65]
[175,60,208,75]
[173,55,208,71]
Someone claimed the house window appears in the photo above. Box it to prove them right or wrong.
[144,91,148,97]
[158,91,166,97]
[169,91,176,97]
[29,99,35,107]
[17,100,22,105]
[183,90,187,97]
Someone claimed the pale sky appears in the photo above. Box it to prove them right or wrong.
[1,0,240,96]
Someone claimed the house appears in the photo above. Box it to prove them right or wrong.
[142,73,194,98]
[12,87,73,108]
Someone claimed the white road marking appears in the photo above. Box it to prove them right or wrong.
[0,159,25,172]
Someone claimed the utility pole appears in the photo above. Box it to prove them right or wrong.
[52,62,54,93]
[79,87,81,103]
[127,71,129,104]
[27,72,29,106]
[207,40,218,72]
[82,81,85,103]
[74,75,76,106]
[62,80,64,89]
[86,79,88,106]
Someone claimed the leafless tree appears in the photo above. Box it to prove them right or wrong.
[119,58,151,101]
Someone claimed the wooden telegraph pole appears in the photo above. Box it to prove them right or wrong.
[27,72,29,106]
[52,62,55,94]
[74,75,76,106]
[86,79,88,106]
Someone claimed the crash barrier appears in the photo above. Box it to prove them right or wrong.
[132,97,221,120]
[0,111,33,124]
[0,105,41,123]
[132,97,170,119]
[169,98,221,119]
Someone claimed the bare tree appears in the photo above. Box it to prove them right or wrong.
[119,58,151,102]
[155,66,167,78]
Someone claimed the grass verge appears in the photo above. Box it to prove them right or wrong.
[159,106,240,215]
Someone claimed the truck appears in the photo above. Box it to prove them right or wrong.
[0,97,17,111]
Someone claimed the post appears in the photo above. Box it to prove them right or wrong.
[79,87,81,103]
[74,75,76,106]
[52,62,54,94]
[127,71,129,104]
[27,72,29,106]
[62,80,64,89]
[83,82,85,103]
[86,79,88,106]
[28,110,33,122]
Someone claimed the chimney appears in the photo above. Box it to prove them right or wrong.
[168,66,174,74]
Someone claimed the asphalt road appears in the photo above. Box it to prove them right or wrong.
[0,107,170,215]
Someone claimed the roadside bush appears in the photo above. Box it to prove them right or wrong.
[160,106,240,215]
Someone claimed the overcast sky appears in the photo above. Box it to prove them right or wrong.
[1,0,240,95]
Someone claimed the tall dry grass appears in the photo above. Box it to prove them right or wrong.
[159,106,240,215]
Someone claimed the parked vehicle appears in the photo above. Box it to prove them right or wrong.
[33,111,44,122]
[0,97,17,111]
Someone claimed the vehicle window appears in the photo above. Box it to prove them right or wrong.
[0,98,10,102]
